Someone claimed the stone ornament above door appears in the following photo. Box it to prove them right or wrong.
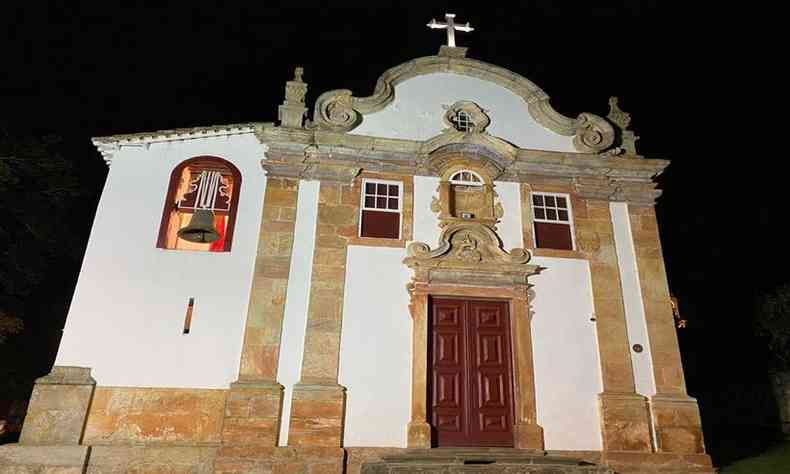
[404,222,541,288]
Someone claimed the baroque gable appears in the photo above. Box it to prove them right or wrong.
[309,49,614,154]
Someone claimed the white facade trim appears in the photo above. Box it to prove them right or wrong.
[277,180,321,446]
[610,202,656,398]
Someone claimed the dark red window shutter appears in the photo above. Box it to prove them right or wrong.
[534,222,573,250]
[361,210,400,239]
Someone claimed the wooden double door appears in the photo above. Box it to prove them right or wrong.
[428,298,515,447]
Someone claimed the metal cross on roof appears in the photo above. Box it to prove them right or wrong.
[427,13,474,48]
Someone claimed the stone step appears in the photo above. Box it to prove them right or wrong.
[361,448,615,473]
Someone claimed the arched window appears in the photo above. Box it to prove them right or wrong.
[449,170,483,186]
[156,156,241,252]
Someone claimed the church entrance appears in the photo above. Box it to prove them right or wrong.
[428,298,515,447]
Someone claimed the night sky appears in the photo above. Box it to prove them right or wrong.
[1,3,777,465]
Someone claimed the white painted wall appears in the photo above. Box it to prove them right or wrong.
[339,246,413,447]
[413,176,441,246]
[610,202,656,397]
[55,134,266,388]
[530,256,603,451]
[351,73,575,153]
[494,181,523,252]
[277,180,320,446]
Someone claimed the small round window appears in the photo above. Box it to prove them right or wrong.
[453,110,474,132]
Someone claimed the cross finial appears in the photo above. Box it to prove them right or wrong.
[427,13,474,48]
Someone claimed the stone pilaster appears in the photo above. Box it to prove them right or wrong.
[511,296,544,450]
[289,180,358,446]
[629,205,706,454]
[406,293,431,448]
[225,176,299,446]
[575,200,652,452]
[19,366,95,445]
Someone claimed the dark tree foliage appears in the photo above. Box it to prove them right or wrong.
[755,283,790,371]
[0,127,84,344]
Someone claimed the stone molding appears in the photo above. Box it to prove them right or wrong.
[91,117,664,204]
[309,54,615,153]
[32,366,96,385]
[258,127,666,204]
[92,123,263,165]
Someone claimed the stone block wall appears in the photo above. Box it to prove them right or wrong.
[83,387,226,445]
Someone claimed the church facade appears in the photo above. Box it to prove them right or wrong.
[1,41,713,473]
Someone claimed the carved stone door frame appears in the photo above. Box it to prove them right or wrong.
[403,222,544,450]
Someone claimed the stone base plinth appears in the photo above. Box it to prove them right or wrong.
[0,444,715,473]
[650,394,706,454]
[0,445,90,474]
[406,420,431,448]
[360,449,613,473]
[288,382,346,447]
[215,446,345,473]
[19,366,95,445]
[601,451,714,473]
[514,422,545,450]
[221,380,284,446]
[88,445,217,473]
[598,392,653,452]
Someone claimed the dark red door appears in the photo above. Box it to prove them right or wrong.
[428,298,515,447]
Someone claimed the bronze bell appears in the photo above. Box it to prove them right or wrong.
[177,208,220,243]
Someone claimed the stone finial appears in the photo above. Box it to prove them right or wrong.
[279,66,308,128]
[285,67,307,105]
[607,97,631,130]
[607,96,640,155]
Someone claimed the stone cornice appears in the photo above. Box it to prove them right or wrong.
[309,54,615,153]
[257,124,668,203]
[91,122,267,165]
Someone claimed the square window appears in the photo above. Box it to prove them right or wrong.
[360,180,403,239]
[531,192,574,250]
